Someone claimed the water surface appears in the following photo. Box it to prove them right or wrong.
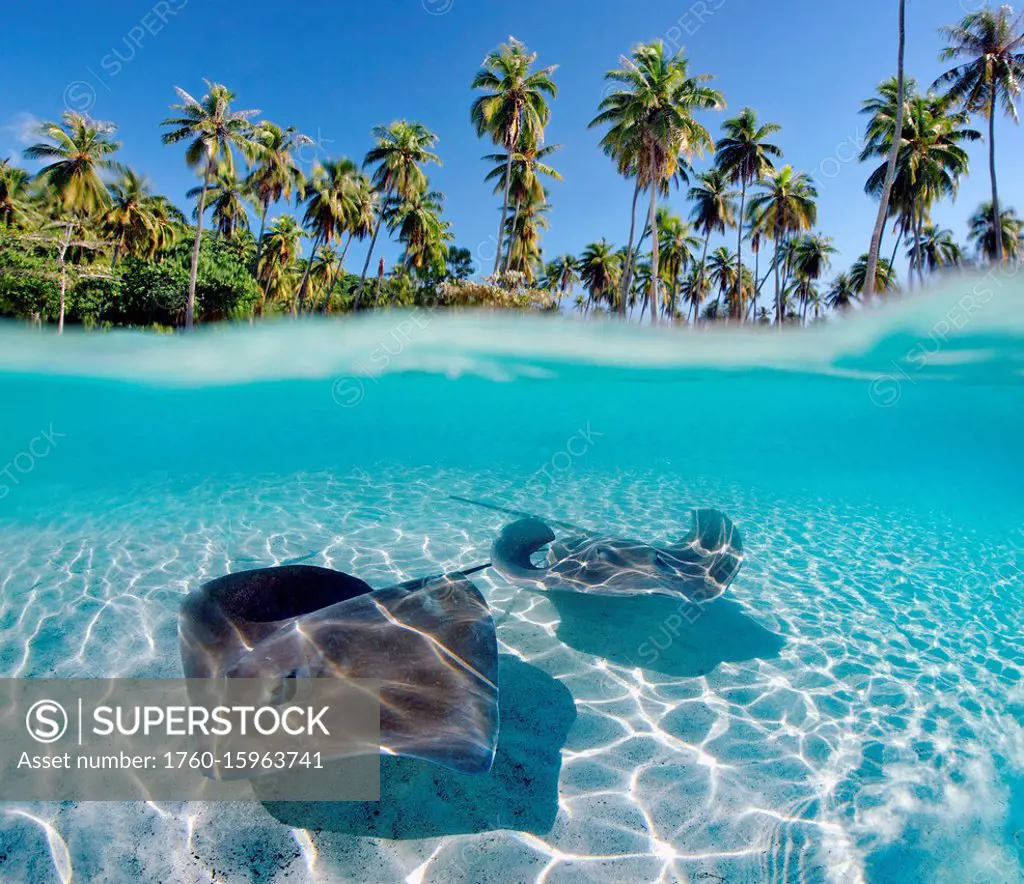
[0,277,1021,883]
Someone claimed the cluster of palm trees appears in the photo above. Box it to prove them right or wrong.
[0,84,453,330]
[552,5,1023,325]
[160,85,451,328]
[0,5,1022,332]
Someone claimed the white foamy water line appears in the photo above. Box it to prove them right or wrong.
[0,468,1020,883]
[0,273,1020,386]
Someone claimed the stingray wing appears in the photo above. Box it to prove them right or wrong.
[180,565,375,679]
[661,509,745,598]
[187,569,500,776]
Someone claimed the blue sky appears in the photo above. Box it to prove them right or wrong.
[0,0,1020,282]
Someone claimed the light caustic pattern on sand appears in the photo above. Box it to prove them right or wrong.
[0,468,1021,883]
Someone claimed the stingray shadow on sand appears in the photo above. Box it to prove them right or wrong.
[258,655,576,838]
[548,591,786,678]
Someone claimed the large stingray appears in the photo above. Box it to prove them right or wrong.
[179,564,499,775]
[451,496,744,602]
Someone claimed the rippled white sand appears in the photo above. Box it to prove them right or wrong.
[0,467,1021,883]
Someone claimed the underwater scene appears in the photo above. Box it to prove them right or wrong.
[0,279,1020,883]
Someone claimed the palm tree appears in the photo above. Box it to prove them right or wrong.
[504,193,549,279]
[657,211,700,320]
[680,264,711,323]
[591,40,722,324]
[308,173,377,312]
[791,234,837,320]
[355,121,441,309]
[471,37,558,276]
[863,87,978,288]
[102,169,183,264]
[936,5,1024,264]
[707,246,737,320]
[484,140,562,273]
[593,123,645,312]
[386,188,453,277]
[296,158,358,312]
[715,108,782,322]
[346,174,378,257]
[307,245,342,313]
[968,201,1023,262]
[701,299,723,322]
[246,122,310,275]
[865,0,908,301]
[747,166,818,326]
[545,254,579,307]
[161,82,261,328]
[632,259,654,320]
[827,272,859,313]
[687,168,737,299]
[187,163,251,240]
[913,223,963,273]
[577,240,621,315]
[745,211,769,321]
[591,106,691,312]
[24,113,120,217]
[24,112,121,332]
[0,160,34,229]
[257,215,302,314]
[850,253,899,294]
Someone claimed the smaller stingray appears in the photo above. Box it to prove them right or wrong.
[179,564,498,775]
[452,497,744,602]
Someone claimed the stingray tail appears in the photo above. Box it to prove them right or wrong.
[448,495,584,533]
[388,561,492,592]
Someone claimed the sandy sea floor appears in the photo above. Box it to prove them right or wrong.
[0,466,1021,883]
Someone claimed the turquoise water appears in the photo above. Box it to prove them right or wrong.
[0,276,1021,883]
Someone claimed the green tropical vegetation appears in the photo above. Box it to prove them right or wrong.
[1,11,1022,333]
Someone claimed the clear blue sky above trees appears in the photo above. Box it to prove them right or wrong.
[1,0,1018,277]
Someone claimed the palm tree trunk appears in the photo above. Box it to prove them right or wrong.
[781,237,795,296]
[648,147,660,326]
[315,230,357,314]
[355,185,394,310]
[694,231,712,326]
[988,83,1003,264]
[494,139,515,277]
[748,248,760,322]
[252,198,270,277]
[339,231,355,269]
[618,177,643,314]
[186,158,215,329]
[907,209,916,292]
[504,199,521,274]
[773,231,783,328]
[889,225,904,271]
[56,221,73,335]
[321,267,338,315]
[864,0,906,302]
[921,208,929,288]
[295,232,323,315]
[735,178,747,323]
